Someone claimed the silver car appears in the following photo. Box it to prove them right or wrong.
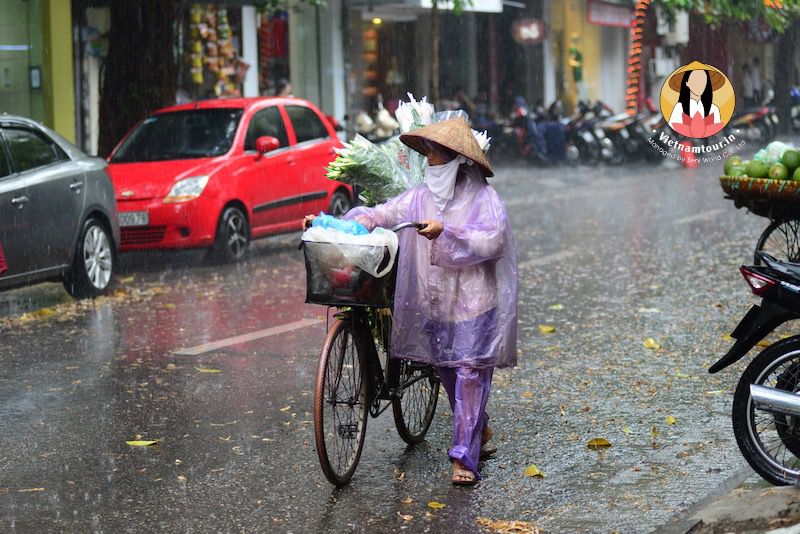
[0,115,119,298]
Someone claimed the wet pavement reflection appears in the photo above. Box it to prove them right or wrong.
[0,152,777,532]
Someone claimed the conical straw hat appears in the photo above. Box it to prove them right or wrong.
[667,61,726,92]
[400,117,494,177]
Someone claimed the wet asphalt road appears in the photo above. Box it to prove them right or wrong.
[0,145,786,533]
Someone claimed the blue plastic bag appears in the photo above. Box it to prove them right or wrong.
[312,212,369,235]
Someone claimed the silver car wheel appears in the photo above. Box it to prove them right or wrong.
[226,213,247,259]
[83,225,112,290]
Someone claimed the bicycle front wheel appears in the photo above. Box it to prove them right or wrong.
[393,360,440,445]
[313,318,368,486]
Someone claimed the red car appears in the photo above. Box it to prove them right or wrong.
[107,97,352,261]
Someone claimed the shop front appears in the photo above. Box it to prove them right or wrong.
[0,0,75,142]
[73,0,290,155]
[549,0,632,113]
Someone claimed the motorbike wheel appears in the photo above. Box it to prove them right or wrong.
[575,138,599,166]
[606,142,625,165]
[732,337,800,485]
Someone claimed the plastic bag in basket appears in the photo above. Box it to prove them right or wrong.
[301,226,399,278]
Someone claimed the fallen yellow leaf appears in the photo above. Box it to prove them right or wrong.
[587,438,611,449]
[476,517,539,533]
[523,464,545,478]
[722,334,734,341]
[651,425,660,437]
[757,340,772,348]
[279,406,291,412]
[120,276,135,283]
[163,303,176,309]
[126,439,161,447]
[427,501,446,509]
[622,426,633,435]
[538,325,556,334]
[666,415,677,425]
[16,487,45,493]
[521,391,534,399]
[548,304,564,310]
[195,367,222,373]
[644,338,660,350]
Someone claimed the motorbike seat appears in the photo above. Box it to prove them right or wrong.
[758,251,800,279]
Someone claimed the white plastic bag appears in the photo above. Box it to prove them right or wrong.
[301,226,399,278]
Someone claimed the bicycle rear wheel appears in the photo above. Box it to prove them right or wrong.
[393,359,440,445]
[313,318,368,485]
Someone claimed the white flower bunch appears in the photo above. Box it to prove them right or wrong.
[472,129,491,153]
[395,93,434,133]
[326,94,492,206]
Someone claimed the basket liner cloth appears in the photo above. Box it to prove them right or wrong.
[301,226,399,278]
[344,165,518,369]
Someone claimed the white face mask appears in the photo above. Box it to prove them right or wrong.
[425,155,466,211]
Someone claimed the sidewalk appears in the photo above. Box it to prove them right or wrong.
[655,482,800,534]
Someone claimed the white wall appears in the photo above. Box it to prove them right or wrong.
[288,0,346,120]
[241,6,259,97]
[600,25,628,113]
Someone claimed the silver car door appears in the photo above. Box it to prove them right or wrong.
[3,126,84,270]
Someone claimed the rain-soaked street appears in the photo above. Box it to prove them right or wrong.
[0,153,780,533]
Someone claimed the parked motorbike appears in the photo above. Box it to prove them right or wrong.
[558,101,614,165]
[596,100,663,164]
[728,88,777,143]
[493,97,553,164]
[711,250,800,485]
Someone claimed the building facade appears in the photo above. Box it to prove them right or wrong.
[0,0,75,142]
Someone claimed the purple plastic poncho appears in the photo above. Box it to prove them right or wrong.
[345,165,518,369]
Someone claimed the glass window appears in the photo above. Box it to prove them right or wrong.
[110,109,243,163]
[244,107,289,150]
[0,143,10,179]
[286,106,329,144]
[4,127,67,173]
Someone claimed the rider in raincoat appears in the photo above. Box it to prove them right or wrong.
[307,117,518,484]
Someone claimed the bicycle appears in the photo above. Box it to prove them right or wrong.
[302,222,441,486]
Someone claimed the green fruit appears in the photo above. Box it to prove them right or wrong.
[783,149,800,171]
[731,166,748,178]
[746,160,770,178]
[724,155,743,175]
[793,167,800,181]
[770,163,789,180]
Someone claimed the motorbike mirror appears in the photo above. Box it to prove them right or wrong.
[255,136,280,160]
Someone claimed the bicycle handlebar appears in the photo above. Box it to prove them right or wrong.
[390,222,426,232]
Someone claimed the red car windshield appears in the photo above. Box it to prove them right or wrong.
[111,108,243,162]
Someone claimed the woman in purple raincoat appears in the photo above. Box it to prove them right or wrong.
[305,117,518,485]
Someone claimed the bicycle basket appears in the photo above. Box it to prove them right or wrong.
[303,240,395,307]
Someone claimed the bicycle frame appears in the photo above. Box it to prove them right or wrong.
[333,306,439,419]
[324,222,434,417]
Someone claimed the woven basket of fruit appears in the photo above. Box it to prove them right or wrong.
[720,145,800,219]
[720,176,800,201]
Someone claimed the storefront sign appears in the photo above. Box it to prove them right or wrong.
[512,19,546,44]
[587,0,633,28]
